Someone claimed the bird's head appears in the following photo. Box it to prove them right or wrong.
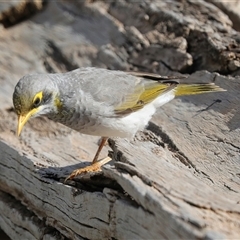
[13,74,62,136]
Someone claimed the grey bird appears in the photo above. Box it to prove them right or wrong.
[12,67,225,180]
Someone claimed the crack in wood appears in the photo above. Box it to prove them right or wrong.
[223,183,239,193]
[225,141,240,152]
[0,190,64,239]
[145,122,217,185]
[105,163,182,216]
[147,122,196,168]
[0,170,96,236]
[195,99,222,114]
[114,162,153,187]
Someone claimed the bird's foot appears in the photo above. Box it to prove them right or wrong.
[64,156,112,182]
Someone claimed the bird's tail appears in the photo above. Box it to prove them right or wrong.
[175,83,226,96]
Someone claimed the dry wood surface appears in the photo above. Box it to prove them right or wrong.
[0,1,239,239]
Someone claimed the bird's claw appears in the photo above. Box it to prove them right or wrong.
[64,156,112,182]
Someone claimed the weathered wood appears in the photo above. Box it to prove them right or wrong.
[207,0,240,31]
[107,0,240,74]
[0,0,239,239]
[0,0,44,27]
[0,191,64,240]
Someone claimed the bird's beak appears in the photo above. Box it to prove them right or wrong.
[17,109,38,136]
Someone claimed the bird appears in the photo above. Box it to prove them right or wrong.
[13,67,225,181]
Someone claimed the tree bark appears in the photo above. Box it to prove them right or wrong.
[0,0,239,239]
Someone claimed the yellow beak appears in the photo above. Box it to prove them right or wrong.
[17,108,38,136]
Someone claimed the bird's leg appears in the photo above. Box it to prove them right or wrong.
[65,137,111,182]
[92,137,109,163]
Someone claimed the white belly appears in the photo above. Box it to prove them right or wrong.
[79,90,175,138]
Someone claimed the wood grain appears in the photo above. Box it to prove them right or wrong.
[0,0,239,239]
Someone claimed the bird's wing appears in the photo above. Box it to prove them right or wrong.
[66,68,180,117]
[126,71,185,80]
[114,76,178,115]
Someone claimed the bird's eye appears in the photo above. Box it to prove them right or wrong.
[32,91,43,108]
[33,97,41,107]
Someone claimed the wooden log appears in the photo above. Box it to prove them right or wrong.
[0,0,239,239]
[206,0,240,31]
[0,0,44,27]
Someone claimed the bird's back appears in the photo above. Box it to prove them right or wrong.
[47,68,175,137]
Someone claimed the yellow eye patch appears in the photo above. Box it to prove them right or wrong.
[33,91,43,103]
[32,91,43,106]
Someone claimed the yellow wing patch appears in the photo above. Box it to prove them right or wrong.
[115,82,176,115]
[175,83,226,96]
